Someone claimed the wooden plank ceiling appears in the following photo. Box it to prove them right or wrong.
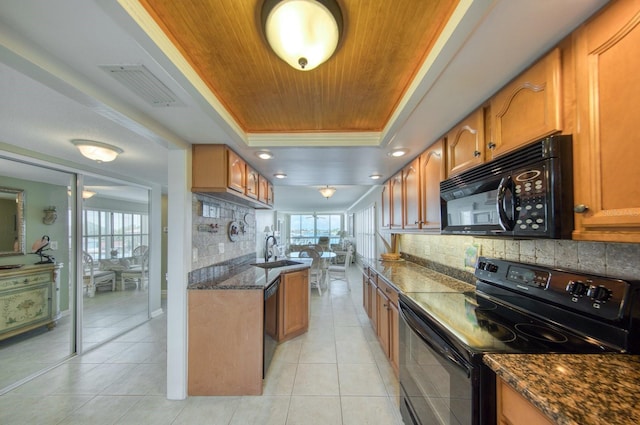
[140,0,458,133]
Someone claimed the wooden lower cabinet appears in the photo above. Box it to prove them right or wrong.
[497,378,553,425]
[278,269,309,342]
[363,267,399,376]
[188,289,263,396]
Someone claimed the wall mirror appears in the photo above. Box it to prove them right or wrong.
[0,187,25,256]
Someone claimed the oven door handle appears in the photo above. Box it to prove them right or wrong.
[400,304,471,377]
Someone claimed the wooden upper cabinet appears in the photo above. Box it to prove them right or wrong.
[267,182,274,206]
[446,107,486,177]
[245,165,259,199]
[227,149,246,194]
[381,181,391,229]
[192,144,273,208]
[419,139,445,230]
[488,48,563,160]
[403,158,420,229]
[258,175,269,204]
[572,0,640,243]
[390,172,403,229]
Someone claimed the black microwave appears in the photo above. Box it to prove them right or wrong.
[440,135,573,239]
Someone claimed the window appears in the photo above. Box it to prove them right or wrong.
[355,203,375,260]
[289,214,343,245]
[83,209,148,259]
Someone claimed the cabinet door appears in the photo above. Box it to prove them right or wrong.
[227,149,245,193]
[267,182,275,206]
[573,0,640,242]
[403,158,421,229]
[419,139,445,230]
[369,277,378,331]
[497,378,553,425]
[390,173,403,229]
[376,287,390,357]
[362,273,370,316]
[278,270,309,341]
[489,48,562,160]
[258,175,269,204]
[245,166,259,199]
[381,181,391,229]
[389,301,399,376]
[446,108,485,176]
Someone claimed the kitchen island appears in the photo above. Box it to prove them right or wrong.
[187,257,310,396]
[485,353,640,425]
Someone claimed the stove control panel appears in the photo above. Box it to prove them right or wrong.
[475,257,630,321]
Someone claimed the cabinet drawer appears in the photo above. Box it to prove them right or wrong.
[376,278,398,305]
[0,272,51,291]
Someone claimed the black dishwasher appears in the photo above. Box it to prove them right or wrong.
[263,277,280,378]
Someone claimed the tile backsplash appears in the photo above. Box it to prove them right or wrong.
[399,234,640,280]
[191,194,256,269]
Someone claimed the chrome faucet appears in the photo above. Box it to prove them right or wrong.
[265,235,278,262]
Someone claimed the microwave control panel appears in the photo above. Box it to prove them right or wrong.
[513,166,548,233]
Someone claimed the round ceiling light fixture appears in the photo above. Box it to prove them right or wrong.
[274,173,287,179]
[71,139,123,163]
[319,185,337,199]
[369,174,382,180]
[262,0,343,71]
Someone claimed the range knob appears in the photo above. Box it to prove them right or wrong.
[566,280,588,296]
[587,285,612,302]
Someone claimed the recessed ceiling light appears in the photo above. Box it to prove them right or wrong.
[273,173,287,179]
[388,149,408,158]
[370,174,382,180]
[256,150,273,159]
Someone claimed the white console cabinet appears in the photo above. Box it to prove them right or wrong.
[0,263,62,341]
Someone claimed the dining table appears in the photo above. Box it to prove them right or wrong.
[287,251,337,289]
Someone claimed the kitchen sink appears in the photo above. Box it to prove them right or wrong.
[250,260,303,269]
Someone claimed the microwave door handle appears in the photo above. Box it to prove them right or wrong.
[496,176,515,231]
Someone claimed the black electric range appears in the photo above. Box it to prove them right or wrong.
[398,257,640,425]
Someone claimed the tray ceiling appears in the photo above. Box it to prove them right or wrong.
[139,0,458,134]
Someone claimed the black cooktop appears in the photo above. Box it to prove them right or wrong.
[400,290,617,361]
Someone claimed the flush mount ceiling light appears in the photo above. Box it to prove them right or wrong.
[256,150,273,159]
[388,148,408,158]
[369,174,382,180]
[274,173,287,179]
[319,185,336,199]
[71,139,123,163]
[261,0,343,71]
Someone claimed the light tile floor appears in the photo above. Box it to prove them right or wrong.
[0,287,150,392]
[0,265,405,425]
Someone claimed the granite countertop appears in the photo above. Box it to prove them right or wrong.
[365,258,474,293]
[188,259,311,290]
[484,353,640,425]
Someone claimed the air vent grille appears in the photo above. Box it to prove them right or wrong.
[100,64,183,107]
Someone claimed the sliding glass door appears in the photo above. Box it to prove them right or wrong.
[0,157,75,393]
[80,176,150,352]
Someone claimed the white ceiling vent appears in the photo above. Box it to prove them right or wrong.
[100,64,184,107]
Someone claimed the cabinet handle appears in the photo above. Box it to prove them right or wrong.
[473,150,481,157]
[385,287,391,294]
[488,142,496,149]
[573,204,589,213]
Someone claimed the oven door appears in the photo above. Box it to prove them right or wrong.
[399,300,477,425]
